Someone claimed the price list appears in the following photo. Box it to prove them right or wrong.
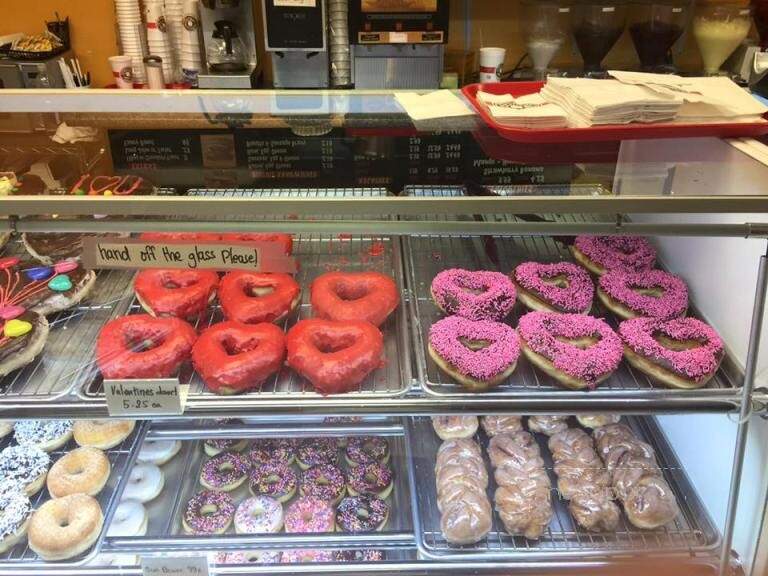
[399,132,466,186]
[110,130,203,170]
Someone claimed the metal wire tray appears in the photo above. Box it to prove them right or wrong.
[78,234,411,402]
[406,415,719,561]
[0,421,146,571]
[405,234,741,407]
[102,420,414,555]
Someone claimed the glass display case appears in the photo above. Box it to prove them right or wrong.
[0,89,767,576]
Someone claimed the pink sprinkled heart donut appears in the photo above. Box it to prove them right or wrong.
[517,311,623,390]
[571,236,656,276]
[430,269,516,321]
[512,261,594,315]
[428,315,520,391]
[618,317,724,389]
[598,270,688,320]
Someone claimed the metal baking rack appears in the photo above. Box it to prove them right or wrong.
[101,420,414,555]
[0,421,147,572]
[405,232,743,411]
[406,415,719,562]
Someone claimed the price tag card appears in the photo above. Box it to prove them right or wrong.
[105,379,188,417]
[142,556,209,576]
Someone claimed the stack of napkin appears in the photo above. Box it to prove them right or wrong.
[475,91,568,129]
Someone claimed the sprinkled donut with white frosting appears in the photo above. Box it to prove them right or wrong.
[234,496,284,534]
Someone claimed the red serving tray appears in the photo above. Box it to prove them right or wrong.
[462,81,768,144]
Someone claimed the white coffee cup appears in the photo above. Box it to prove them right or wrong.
[109,55,134,89]
[479,47,506,83]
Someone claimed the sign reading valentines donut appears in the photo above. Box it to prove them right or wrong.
[81,237,297,273]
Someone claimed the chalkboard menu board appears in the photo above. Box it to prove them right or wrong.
[110,130,204,169]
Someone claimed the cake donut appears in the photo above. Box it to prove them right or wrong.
[286,319,384,395]
[123,463,164,503]
[431,269,516,321]
[336,495,389,533]
[47,447,110,498]
[134,269,219,318]
[0,445,49,496]
[28,493,103,561]
[192,320,286,395]
[619,317,725,389]
[284,497,335,533]
[249,463,298,502]
[513,262,594,315]
[183,490,235,534]
[345,436,390,466]
[428,316,520,391]
[96,315,197,379]
[73,420,135,450]
[0,484,32,553]
[348,462,393,499]
[14,420,73,452]
[598,269,688,320]
[138,439,182,465]
[200,451,249,492]
[431,416,479,440]
[0,308,49,378]
[204,438,248,457]
[571,236,656,276]
[310,271,400,327]
[300,464,347,504]
[107,500,148,537]
[517,311,623,390]
[234,496,284,534]
[219,272,300,324]
[248,438,295,467]
[297,438,339,470]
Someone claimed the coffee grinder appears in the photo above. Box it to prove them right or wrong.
[198,0,258,89]
[262,0,329,88]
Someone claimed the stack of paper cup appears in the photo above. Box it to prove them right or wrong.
[114,0,147,84]
[164,0,184,75]
[145,0,176,82]
[328,0,350,87]
[179,0,203,87]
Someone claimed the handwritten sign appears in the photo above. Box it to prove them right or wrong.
[105,379,187,417]
[141,556,209,576]
[82,238,297,273]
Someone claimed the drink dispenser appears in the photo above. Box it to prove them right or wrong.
[693,2,753,75]
[629,0,689,72]
[520,0,570,80]
[571,0,628,76]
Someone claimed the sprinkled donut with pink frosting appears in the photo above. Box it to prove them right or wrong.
[619,317,724,389]
[234,495,284,534]
[598,270,688,320]
[571,236,656,276]
[428,315,520,391]
[182,490,235,534]
[431,269,516,321]
[513,261,594,314]
[517,311,623,390]
[284,497,335,533]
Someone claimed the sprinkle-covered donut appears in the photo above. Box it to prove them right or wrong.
[249,463,298,502]
[234,496,284,534]
[571,236,656,275]
[348,462,393,499]
[0,484,31,554]
[14,420,73,452]
[248,439,296,467]
[428,316,520,391]
[284,497,335,533]
[0,445,50,496]
[182,490,235,535]
[619,317,724,389]
[204,438,248,457]
[281,550,335,563]
[345,437,390,467]
[513,261,594,314]
[336,495,389,533]
[134,269,219,318]
[216,550,281,565]
[299,464,346,504]
[431,269,516,321]
[297,438,339,470]
[336,549,385,562]
[310,271,400,327]
[200,451,249,492]
[517,311,623,390]
[598,269,688,320]
[219,271,301,324]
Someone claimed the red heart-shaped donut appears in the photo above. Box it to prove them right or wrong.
[219,271,301,324]
[134,269,219,318]
[310,272,399,327]
[96,314,197,379]
[513,262,594,314]
[285,318,383,395]
[192,320,286,395]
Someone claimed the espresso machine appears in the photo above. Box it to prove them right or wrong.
[198,0,258,89]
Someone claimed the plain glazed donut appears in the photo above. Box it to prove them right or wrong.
[0,485,32,553]
[28,493,103,561]
[311,271,399,327]
[73,420,135,450]
[47,447,110,498]
[234,495,284,534]
[123,463,164,503]
[134,269,219,318]
[431,416,479,440]
[571,235,656,276]
[517,311,623,390]
[513,262,594,315]
[107,500,147,537]
[431,269,516,321]
[219,272,300,324]
[598,269,688,320]
[96,315,197,379]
